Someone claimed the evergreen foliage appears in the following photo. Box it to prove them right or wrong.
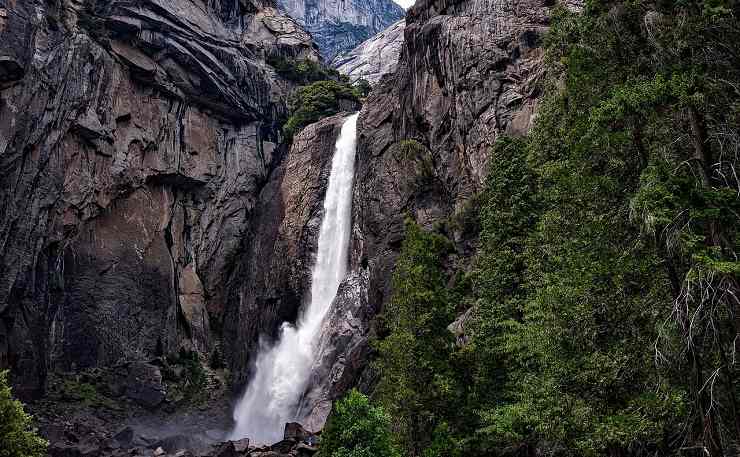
[321,389,400,457]
[372,0,740,456]
[283,80,359,141]
[0,371,47,457]
[267,56,344,84]
[373,220,463,456]
[354,79,372,98]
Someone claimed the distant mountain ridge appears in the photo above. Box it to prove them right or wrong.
[277,0,405,59]
[332,19,405,85]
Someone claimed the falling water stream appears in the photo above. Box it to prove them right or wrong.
[230,113,360,444]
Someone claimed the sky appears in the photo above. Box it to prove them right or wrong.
[394,0,415,9]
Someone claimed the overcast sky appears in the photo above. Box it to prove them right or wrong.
[394,0,415,9]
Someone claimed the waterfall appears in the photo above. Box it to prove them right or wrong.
[230,113,360,444]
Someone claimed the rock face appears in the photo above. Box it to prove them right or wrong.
[298,270,373,431]
[352,0,551,307]
[125,362,167,409]
[332,19,406,84]
[277,0,405,59]
[301,0,556,422]
[0,0,318,398]
[222,113,352,388]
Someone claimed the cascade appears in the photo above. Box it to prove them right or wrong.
[230,113,360,443]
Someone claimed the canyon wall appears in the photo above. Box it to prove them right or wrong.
[352,0,552,321]
[332,19,405,84]
[289,0,561,430]
[0,0,317,398]
[277,0,405,59]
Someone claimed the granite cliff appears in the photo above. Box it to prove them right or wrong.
[276,0,405,59]
[293,0,562,432]
[0,0,318,399]
[332,19,405,84]
[1,0,559,452]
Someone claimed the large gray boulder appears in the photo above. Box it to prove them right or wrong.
[125,362,166,408]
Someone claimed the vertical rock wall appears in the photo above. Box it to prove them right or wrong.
[277,0,405,59]
[298,0,558,429]
[0,0,318,398]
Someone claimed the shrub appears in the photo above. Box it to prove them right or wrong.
[283,80,359,141]
[321,390,400,457]
[0,371,47,457]
[354,79,372,98]
[267,56,342,84]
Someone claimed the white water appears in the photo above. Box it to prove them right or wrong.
[230,113,359,444]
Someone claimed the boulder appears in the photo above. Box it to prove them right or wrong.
[270,439,296,454]
[212,441,237,457]
[150,435,205,453]
[125,362,166,408]
[113,427,135,447]
[283,423,309,442]
[232,438,250,453]
[174,451,195,457]
[295,443,318,455]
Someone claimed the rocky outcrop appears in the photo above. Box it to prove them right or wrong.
[277,0,405,59]
[0,0,318,398]
[125,362,167,409]
[310,0,556,409]
[221,113,352,389]
[298,270,373,431]
[351,0,551,303]
[332,19,406,84]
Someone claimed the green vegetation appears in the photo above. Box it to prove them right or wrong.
[354,79,372,98]
[396,140,436,189]
[373,220,460,456]
[283,80,359,141]
[367,0,740,456]
[321,390,400,457]
[267,56,345,84]
[0,371,47,457]
[163,348,208,405]
[58,378,121,410]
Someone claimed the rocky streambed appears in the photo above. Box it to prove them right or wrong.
[30,358,320,457]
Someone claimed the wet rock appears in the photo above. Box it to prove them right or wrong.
[270,439,296,454]
[173,450,195,457]
[295,443,318,455]
[283,423,309,442]
[174,451,196,457]
[125,363,166,409]
[113,427,135,447]
[232,438,251,453]
[149,435,206,454]
[49,441,102,457]
[211,441,237,457]
[224,113,351,390]
[298,270,372,431]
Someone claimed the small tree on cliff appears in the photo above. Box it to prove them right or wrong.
[0,371,47,457]
[321,389,400,457]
